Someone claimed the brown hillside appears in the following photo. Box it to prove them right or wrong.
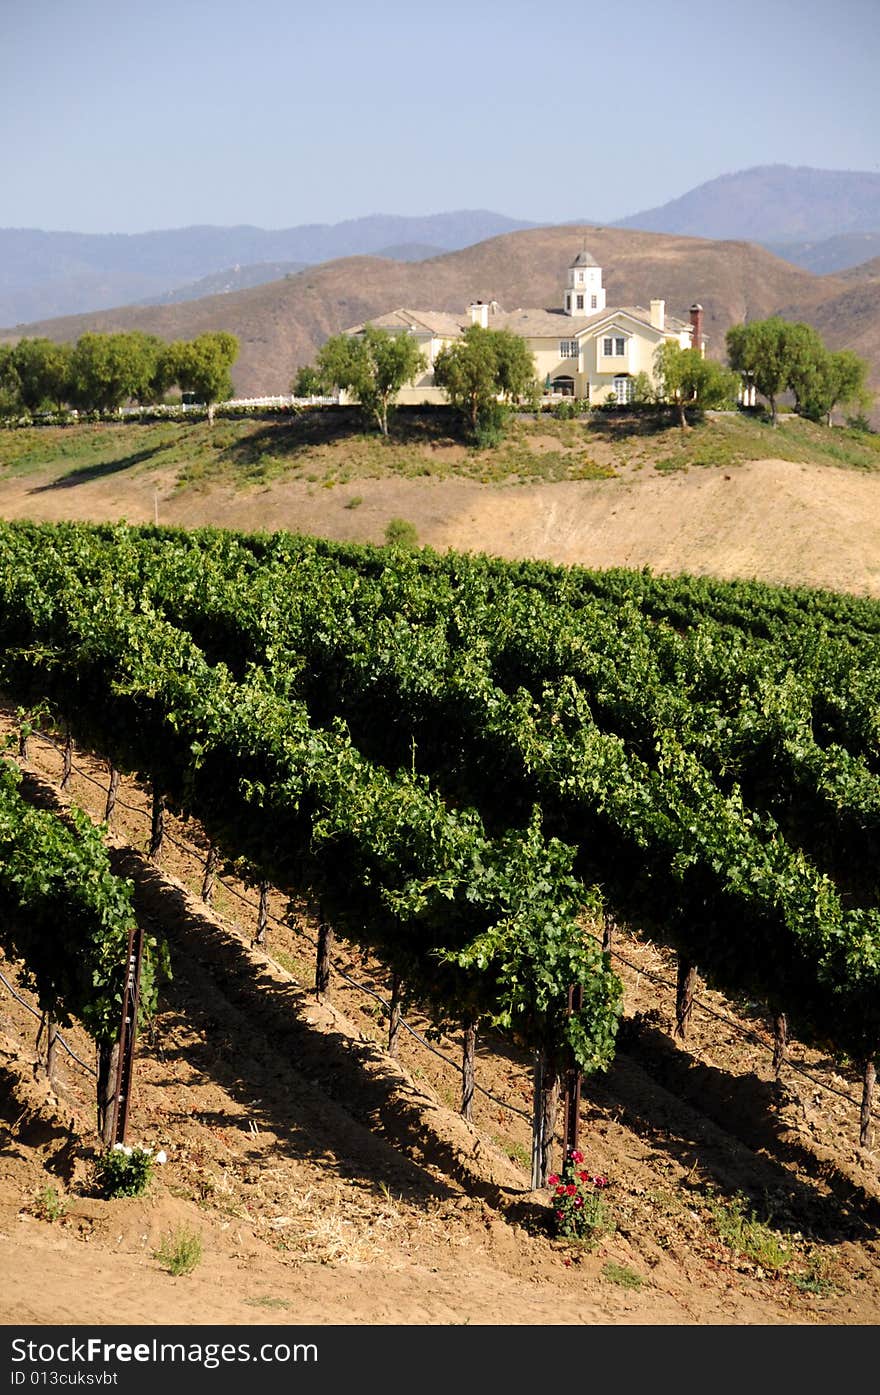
[834,255,880,286]
[0,226,845,398]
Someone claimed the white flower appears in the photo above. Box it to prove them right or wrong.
[155,1151,167,1165]
[112,1143,126,1153]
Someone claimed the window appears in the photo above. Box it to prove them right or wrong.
[559,340,579,359]
[591,294,597,309]
[602,336,626,357]
[565,294,571,311]
[552,376,575,396]
[613,375,632,404]
[576,294,584,310]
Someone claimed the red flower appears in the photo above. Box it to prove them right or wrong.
[547,1174,559,1186]
[570,1150,584,1164]
[566,1184,577,1196]
[578,1170,591,1182]
[556,1185,566,1195]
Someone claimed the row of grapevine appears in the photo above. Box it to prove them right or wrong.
[0,753,160,1138]
[1,519,878,1149]
[0,523,623,1179]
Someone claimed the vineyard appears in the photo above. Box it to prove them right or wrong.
[1,516,879,1185]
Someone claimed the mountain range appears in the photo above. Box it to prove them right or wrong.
[4,166,880,327]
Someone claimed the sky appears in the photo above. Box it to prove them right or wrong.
[2,0,879,234]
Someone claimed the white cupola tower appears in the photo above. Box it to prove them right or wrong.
[564,248,605,317]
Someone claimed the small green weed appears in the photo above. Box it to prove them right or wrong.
[707,1191,791,1271]
[602,1261,644,1290]
[344,494,363,509]
[31,1184,65,1222]
[244,1295,291,1310]
[154,1226,202,1276]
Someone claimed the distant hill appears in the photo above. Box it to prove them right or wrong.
[138,261,309,306]
[4,224,844,398]
[372,243,446,262]
[835,254,880,286]
[615,165,880,244]
[0,211,536,325]
[765,232,880,276]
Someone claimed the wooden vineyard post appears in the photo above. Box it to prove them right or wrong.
[602,917,614,955]
[860,1058,876,1149]
[561,983,584,1166]
[104,765,120,824]
[530,1047,560,1190]
[96,1042,120,1146]
[315,908,333,1001]
[201,845,219,904]
[254,882,270,946]
[772,1012,788,1081]
[461,1018,477,1122]
[60,723,73,793]
[387,974,402,1057]
[149,783,166,860]
[674,957,697,1040]
[530,1049,545,1190]
[111,923,146,1147]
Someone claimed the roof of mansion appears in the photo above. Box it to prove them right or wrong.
[347,303,694,340]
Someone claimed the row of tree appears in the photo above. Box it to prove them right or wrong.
[725,317,870,427]
[0,331,239,421]
[294,318,871,439]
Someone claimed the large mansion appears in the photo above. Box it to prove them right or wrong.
[341,248,707,405]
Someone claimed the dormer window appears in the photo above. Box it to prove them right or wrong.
[576,294,584,310]
[603,336,626,356]
[560,340,579,359]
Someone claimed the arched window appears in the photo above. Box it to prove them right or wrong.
[552,376,575,396]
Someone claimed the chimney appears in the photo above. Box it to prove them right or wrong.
[649,298,665,331]
[468,300,489,328]
[690,303,704,356]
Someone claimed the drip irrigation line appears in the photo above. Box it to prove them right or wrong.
[0,968,97,1077]
[22,727,877,1124]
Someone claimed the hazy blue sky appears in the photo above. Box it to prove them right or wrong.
[3,0,878,233]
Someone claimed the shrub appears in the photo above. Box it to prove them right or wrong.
[472,401,509,447]
[95,1143,167,1198]
[384,517,418,548]
[548,1151,611,1244]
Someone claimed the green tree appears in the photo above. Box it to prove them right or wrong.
[316,324,426,436]
[169,332,239,424]
[797,348,872,425]
[434,325,537,435]
[291,364,326,398]
[777,322,828,416]
[8,338,73,413]
[0,345,21,417]
[726,318,818,427]
[69,332,159,414]
[492,328,539,403]
[654,342,738,428]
